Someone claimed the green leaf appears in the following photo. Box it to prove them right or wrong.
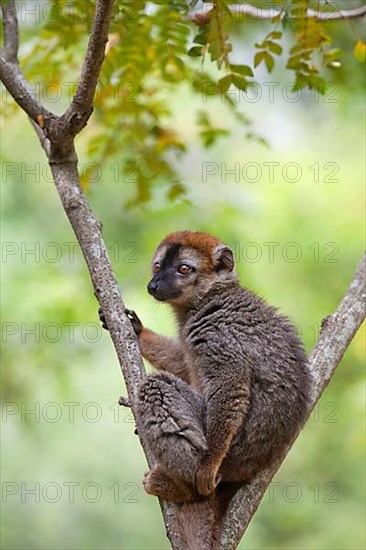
[309,75,327,94]
[194,32,208,46]
[287,54,306,70]
[268,41,283,56]
[167,182,186,201]
[218,74,232,94]
[264,52,275,72]
[255,40,271,49]
[254,50,267,68]
[269,31,282,40]
[200,128,229,147]
[230,64,254,77]
[209,15,220,41]
[353,40,366,63]
[324,48,343,62]
[188,46,203,57]
[209,40,222,61]
[293,73,310,91]
[290,43,305,55]
[255,51,274,72]
[324,48,343,69]
[232,75,249,91]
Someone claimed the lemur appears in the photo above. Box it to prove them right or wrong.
[101,231,312,503]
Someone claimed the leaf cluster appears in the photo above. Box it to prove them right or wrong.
[6,0,365,205]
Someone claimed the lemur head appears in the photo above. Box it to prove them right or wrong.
[147,231,237,306]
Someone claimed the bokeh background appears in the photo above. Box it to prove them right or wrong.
[1,2,365,549]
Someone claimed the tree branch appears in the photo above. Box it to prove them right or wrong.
[62,0,115,136]
[190,2,366,23]
[29,118,51,156]
[0,0,18,63]
[0,56,45,121]
[220,252,366,549]
[0,0,115,141]
[0,0,52,126]
[48,154,187,550]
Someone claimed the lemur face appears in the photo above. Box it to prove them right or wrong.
[147,242,202,302]
[147,231,236,305]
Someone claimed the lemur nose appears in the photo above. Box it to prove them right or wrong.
[147,280,159,295]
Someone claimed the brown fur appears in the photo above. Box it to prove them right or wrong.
[158,231,222,272]
[125,232,312,505]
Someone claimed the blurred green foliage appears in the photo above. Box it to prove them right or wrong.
[1,1,365,549]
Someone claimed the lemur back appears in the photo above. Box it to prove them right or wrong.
[182,280,310,481]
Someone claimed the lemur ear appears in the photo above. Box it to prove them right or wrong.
[213,245,235,272]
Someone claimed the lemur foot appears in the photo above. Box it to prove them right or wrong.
[143,467,197,503]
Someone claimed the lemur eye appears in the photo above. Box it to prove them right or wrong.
[178,264,192,275]
[153,262,160,273]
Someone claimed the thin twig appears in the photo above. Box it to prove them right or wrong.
[190,2,366,23]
